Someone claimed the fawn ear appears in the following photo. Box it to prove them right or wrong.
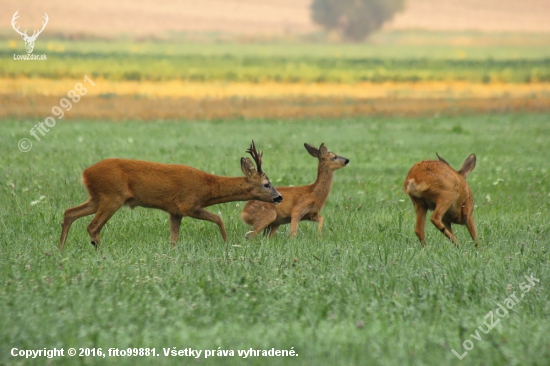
[458,154,476,179]
[318,143,328,158]
[304,143,320,158]
[436,152,451,167]
[241,157,257,177]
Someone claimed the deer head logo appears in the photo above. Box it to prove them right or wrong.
[12,11,49,54]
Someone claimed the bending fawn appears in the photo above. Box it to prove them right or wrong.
[403,153,479,246]
[241,143,349,239]
[59,141,282,250]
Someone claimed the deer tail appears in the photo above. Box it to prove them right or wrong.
[404,178,422,197]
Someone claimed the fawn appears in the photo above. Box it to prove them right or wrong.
[59,141,282,250]
[403,153,479,246]
[240,143,349,239]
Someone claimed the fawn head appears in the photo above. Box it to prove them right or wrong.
[241,141,283,204]
[304,143,349,170]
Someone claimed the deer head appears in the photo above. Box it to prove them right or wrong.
[240,140,282,205]
[12,11,49,54]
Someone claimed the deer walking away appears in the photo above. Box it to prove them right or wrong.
[59,141,282,250]
[403,153,479,246]
[241,143,349,239]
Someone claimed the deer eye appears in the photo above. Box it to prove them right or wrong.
[264,183,270,188]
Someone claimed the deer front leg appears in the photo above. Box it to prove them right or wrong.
[289,212,302,238]
[169,214,182,246]
[267,224,280,238]
[59,198,98,250]
[311,213,324,236]
[86,198,125,248]
[187,207,227,241]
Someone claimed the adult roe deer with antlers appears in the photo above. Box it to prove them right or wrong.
[403,153,479,246]
[241,143,349,239]
[59,141,282,250]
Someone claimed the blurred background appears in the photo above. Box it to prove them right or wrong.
[1,0,550,120]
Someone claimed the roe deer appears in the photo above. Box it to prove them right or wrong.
[403,153,479,246]
[240,143,349,239]
[59,141,282,250]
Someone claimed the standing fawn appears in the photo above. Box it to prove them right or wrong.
[59,141,282,250]
[240,143,349,239]
[403,153,479,246]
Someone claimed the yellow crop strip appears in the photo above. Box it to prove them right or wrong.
[2,78,550,99]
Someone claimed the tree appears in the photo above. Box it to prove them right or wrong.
[311,0,406,41]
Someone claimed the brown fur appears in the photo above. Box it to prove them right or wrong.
[403,153,479,247]
[58,141,282,250]
[241,143,349,239]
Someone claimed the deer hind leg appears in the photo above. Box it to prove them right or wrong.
[245,209,277,239]
[411,198,428,246]
[245,219,272,239]
[443,219,453,237]
[430,200,459,245]
[59,198,98,250]
[465,214,480,247]
[86,198,125,248]
[169,214,183,246]
[187,207,227,241]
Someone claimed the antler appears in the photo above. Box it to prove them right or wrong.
[11,12,48,40]
[246,140,263,174]
[32,13,49,39]
[11,11,27,37]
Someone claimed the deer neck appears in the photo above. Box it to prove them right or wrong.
[205,176,254,207]
[311,164,335,205]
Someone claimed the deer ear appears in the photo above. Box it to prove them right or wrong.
[436,152,451,166]
[304,143,320,158]
[241,157,257,177]
[319,143,328,158]
[459,154,476,179]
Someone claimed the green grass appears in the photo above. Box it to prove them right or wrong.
[2,37,550,83]
[1,114,549,365]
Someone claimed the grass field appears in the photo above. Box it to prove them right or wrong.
[1,113,549,365]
